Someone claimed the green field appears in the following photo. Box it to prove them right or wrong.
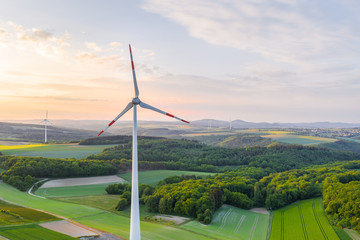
[35,182,119,198]
[181,205,269,240]
[75,212,214,240]
[0,144,116,159]
[119,170,217,186]
[343,229,360,240]
[55,195,121,213]
[262,134,337,145]
[0,224,76,240]
[0,182,215,240]
[0,182,103,219]
[56,195,155,218]
[270,198,341,240]
[0,200,59,225]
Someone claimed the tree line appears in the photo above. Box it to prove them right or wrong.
[0,155,116,191]
[86,138,360,173]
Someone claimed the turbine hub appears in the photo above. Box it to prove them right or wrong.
[132,97,141,105]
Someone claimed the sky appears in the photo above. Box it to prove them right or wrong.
[0,0,360,123]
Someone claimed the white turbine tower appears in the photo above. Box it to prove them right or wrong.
[98,45,189,240]
[40,111,51,143]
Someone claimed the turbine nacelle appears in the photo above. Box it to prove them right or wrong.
[132,97,141,105]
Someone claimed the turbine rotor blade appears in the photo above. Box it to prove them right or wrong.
[98,102,133,136]
[139,101,189,124]
[129,44,139,97]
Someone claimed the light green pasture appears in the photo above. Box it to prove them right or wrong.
[0,144,116,159]
[35,182,118,198]
[75,212,214,240]
[119,170,217,186]
[262,135,336,145]
[181,204,269,240]
[0,182,103,218]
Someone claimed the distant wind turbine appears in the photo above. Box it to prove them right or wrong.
[98,45,189,240]
[229,116,232,130]
[40,111,51,143]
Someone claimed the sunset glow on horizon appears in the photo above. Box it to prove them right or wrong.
[1,0,360,123]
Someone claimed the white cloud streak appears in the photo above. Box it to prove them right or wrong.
[142,0,357,64]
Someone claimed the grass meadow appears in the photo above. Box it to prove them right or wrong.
[270,198,343,240]
[0,224,76,240]
[0,182,103,219]
[55,195,121,213]
[181,204,269,240]
[343,229,360,240]
[75,212,214,240]
[55,195,155,218]
[119,170,217,186]
[35,182,118,198]
[0,144,116,159]
[262,134,337,145]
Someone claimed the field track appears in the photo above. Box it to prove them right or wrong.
[312,200,328,240]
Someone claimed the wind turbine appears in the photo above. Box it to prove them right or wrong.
[98,45,189,240]
[40,111,51,143]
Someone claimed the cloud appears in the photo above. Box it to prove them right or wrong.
[5,21,70,58]
[0,28,12,39]
[109,41,122,47]
[85,42,102,52]
[0,27,12,47]
[75,51,124,68]
[141,0,356,64]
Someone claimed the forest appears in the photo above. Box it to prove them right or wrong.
[86,137,360,172]
[323,170,360,231]
[103,160,360,228]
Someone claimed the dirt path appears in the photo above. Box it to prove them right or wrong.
[250,208,269,215]
[152,215,190,224]
[28,179,48,199]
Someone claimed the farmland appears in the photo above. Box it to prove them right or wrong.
[260,131,337,145]
[0,143,116,159]
[270,198,340,240]
[0,182,215,240]
[0,224,76,240]
[74,212,214,240]
[35,175,125,198]
[35,182,120,198]
[119,170,217,186]
[181,204,270,240]
[0,182,103,219]
[55,195,121,213]
[0,200,59,225]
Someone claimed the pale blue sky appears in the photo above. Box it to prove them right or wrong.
[0,0,359,123]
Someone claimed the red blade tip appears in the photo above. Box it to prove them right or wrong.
[109,120,115,127]
[98,130,104,136]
